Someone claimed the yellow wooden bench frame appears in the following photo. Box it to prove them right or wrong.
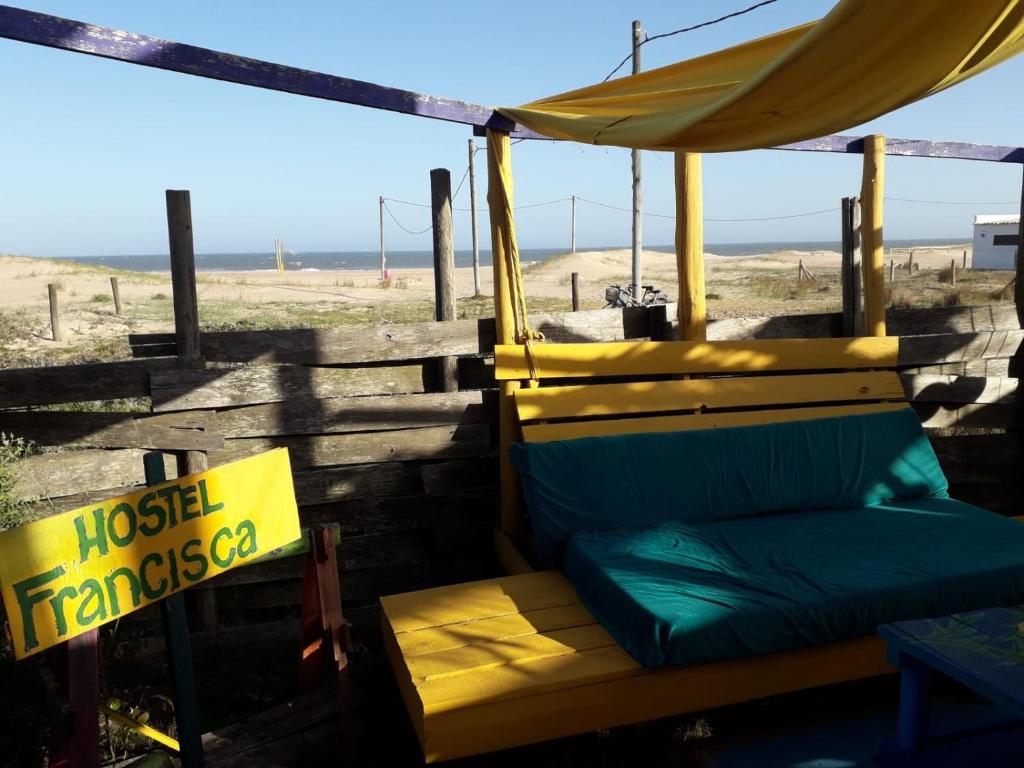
[379,129,911,762]
[381,335,909,761]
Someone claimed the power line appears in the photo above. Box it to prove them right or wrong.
[885,196,1018,205]
[574,196,837,222]
[603,0,780,82]
[381,199,432,234]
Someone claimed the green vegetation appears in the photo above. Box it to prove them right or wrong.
[0,434,32,531]
[89,292,110,303]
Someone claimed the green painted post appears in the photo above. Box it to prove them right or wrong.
[143,452,205,768]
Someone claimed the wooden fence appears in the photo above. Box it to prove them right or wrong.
[1,301,1022,654]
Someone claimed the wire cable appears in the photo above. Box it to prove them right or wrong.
[603,0,780,81]
[885,196,1018,205]
[381,199,432,234]
[575,195,837,222]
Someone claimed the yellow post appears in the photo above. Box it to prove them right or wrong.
[486,129,524,549]
[675,152,706,340]
[860,134,887,336]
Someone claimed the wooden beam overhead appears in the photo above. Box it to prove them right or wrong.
[0,4,517,132]
[2,5,1023,163]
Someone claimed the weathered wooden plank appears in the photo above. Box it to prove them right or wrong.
[300,490,499,537]
[0,359,178,408]
[0,410,222,450]
[150,364,428,410]
[704,313,841,341]
[213,391,489,438]
[419,459,498,497]
[915,402,1021,430]
[0,6,518,132]
[931,433,1023,484]
[154,323,492,366]
[24,485,139,521]
[208,423,491,470]
[293,462,422,506]
[903,375,1017,405]
[889,305,1022,335]
[12,449,177,502]
[898,331,1024,368]
[775,135,1024,164]
[131,307,658,364]
[680,307,1023,343]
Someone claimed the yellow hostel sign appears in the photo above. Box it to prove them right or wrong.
[0,449,300,659]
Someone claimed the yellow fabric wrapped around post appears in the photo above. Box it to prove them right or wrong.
[500,0,1024,151]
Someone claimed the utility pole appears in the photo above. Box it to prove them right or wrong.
[631,19,643,298]
[571,194,576,254]
[379,196,386,281]
[468,139,481,296]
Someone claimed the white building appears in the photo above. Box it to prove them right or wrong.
[972,214,1020,269]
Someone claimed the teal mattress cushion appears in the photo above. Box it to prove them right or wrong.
[510,409,947,565]
[563,497,1024,669]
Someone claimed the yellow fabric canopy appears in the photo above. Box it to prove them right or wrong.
[500,0,1024,152]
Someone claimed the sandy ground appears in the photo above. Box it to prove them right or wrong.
[0,244,983,365]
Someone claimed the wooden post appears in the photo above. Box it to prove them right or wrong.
[109,276,122,315]
[841,197,863,337]
[143,453,204,768]
[630,19,643,299]
[468,139,481,297]
[47,283,62,342]
[798,259,804,289]
[166,190,202,361]
[571,195,577,254]
[571,272,580,311]
[890,260,895,283]
[950,258,957,286]
[165,189,213,630]
[674,152,706,341]
[907,250,914,273]
[379,196,386,282]
[486,129,524,550]
[860,134,887,336]
[47,629,101,768]
[963,250,968,271]
[1015,165,1024,322]
[431,168,458,393]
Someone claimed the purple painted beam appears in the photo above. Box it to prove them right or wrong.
[0,4,1021,162]
[0,4,517,132]
[776,135,1024,163]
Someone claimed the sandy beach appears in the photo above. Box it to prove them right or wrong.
[0,243,1003,367]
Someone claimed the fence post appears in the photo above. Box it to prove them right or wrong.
[840,197,863,336]
[165,189,215,632]
[907,250,914,273]
[571,272,580,311]
[430,168,458,393]
[166,190,202,364]
[47,283,62,341]
[963,250,968,271]
[950,258,956,287]
[109,276,122,316]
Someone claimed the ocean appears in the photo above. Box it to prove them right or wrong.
[64,239,969,272]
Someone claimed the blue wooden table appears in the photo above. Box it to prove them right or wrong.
[878,606,1024,767]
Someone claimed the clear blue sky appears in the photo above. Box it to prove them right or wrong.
[2,0,1023,257]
